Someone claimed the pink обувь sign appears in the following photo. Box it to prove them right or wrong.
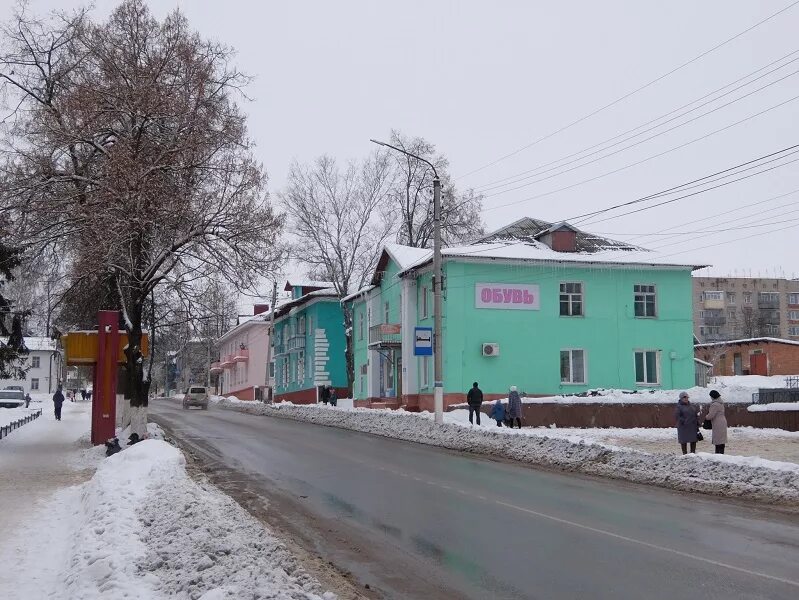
[475,283,540,310]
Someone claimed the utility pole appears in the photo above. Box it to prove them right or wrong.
[431,175,443,424]
[370,139,444,424]
[264,279,278,403]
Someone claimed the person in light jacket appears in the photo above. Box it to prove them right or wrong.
[706,389,728,454]
[507,386,523,429]
[674,391,700,454]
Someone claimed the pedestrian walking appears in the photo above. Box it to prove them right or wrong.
[507,386,523,428]
[674,391,700,454]
[320,385,330,405]
[329,386,338,407]
[489,397,505,427]
[80,389,86,401]
[706,390,728,454]
[53,386,65,421]
[24,393,31,408]
[466,382,483,425]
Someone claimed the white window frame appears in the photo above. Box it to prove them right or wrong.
[743,292,752,304]
[698,310,705,318]
[297,350,304,383]
[728,309,736,319]
[788,326,799,336]
[704,291,723,301]
[789,293,799,305]
[788,310,799,320]
[31,356,40,369]
[726,292,736,304]
[421,286,429,319]
[559,282,584,317]
[358,311,364,341]
[634,350,660,386]
[634,284,657,318]
[560,349,586,384]
[31,378,39,390]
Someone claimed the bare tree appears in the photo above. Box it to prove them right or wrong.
[0,234,28,378]
[0,1,283,433]
[386,130,485,248]
[279,153,394,387]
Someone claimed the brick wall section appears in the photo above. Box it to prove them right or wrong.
[275,387,348,405]
[696,340,799,376]
[481,403,798,431]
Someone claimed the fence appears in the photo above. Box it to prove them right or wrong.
[752,389,799,404]
[785,376,799,389]
[0,409,43,440]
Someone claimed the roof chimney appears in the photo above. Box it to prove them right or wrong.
[254,304,269,315]
[536,222,578,252]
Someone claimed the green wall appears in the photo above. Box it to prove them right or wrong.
[442,261,695,396]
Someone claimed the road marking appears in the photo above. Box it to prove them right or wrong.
[493,499,799,589]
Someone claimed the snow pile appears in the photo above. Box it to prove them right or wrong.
[749,402,799,412]
[214,399,799,505]
[0,407,40,429]
[3,438,334,600]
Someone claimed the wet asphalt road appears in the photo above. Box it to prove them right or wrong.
[150,399,799,600]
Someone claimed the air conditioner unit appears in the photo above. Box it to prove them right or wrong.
[482,343,499,357]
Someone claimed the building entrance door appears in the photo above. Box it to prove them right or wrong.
[750,353,768,375]
[733,353,743,375]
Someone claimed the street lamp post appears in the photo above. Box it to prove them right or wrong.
[370,139,444,424]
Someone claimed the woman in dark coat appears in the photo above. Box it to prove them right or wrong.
[674,391,700,454]
[507,386,522,429]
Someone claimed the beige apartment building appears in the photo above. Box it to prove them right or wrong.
[692,277,799,343]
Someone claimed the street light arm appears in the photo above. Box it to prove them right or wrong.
[369,139,439,180]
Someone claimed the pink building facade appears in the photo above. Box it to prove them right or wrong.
[212,313,271,401]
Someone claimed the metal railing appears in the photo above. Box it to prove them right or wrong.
[0,409,43,440]
[287,335,306,351]
[752,389,799,404]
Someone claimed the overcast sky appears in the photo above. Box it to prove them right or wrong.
[5,0,799,306]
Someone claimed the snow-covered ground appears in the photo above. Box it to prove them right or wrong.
[214,398,799,505]
[0,400,335,599]
[0,406,41,430]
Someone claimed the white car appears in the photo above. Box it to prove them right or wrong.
[0,389,25,408]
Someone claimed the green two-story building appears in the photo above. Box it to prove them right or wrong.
[272,280,348,403]
[344,218,704,411]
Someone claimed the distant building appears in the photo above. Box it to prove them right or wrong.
[345,217,703,410]
[213,305,272,401]
[272,281,347,404]
[692,276,799,343]
[0,336,61,394]
[695,337,799,376]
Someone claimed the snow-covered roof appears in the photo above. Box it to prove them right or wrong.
[383,243,431,270]
[341,285,376,304]
[283,279,334,291]
[273,289,340,319]
[397,240,705,275]
[695,337,799,348]
[477,216,640,252]
[1,336,56,352]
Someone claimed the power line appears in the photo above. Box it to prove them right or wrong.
[473,53,799,194]
[456,0,799,181]
[481,97,799,213]
[562,143,799,223]
[575,153,799,227]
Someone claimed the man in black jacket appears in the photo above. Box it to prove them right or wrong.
[466,382,483,425]
[52,386,65,421]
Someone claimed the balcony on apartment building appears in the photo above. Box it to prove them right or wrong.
[233,347,249,362]
[287,335,306,352]
[209,362,223,374]
[703,309,726,327]
[758,294,780,309]
[219,354,235,368]
[369,323,401,348]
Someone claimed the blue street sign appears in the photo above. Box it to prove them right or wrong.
[414,327,433,356]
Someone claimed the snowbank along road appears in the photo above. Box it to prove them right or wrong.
[150,398,799,600]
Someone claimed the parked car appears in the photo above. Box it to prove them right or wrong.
[0,389,25,408]
[182,385,209,410]
[4,385,24,392]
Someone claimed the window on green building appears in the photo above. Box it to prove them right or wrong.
[358,311,364,341]
[560,349,585,384]
[559,282,583,316]
[634,284,657,317]
[421,286,429,318]
[421,355,430,388]
[298,350,305,382]
[634,350,659,385]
